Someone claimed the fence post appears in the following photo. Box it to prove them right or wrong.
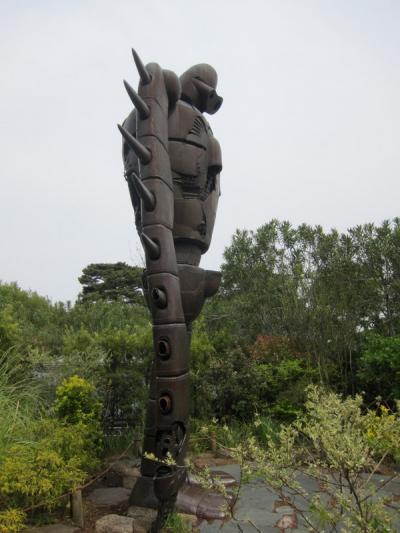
[71,489,84,528]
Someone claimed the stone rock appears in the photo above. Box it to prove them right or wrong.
[87,487,131,507]
[110,459,140,477]
[121,466,140,490]
[276,512,298,529]
[274,504,295,515]
[123,474,139,490]
[132,526,146,533]
[95,514,134,533]
[127,505,157,531]
[199,521,239,532]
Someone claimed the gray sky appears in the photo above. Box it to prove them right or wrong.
[1,1,399,302]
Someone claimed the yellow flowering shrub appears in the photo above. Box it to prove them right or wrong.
[0,509,25,533]
[54,375,102,426]
[364,403,400,463]
[0,376,103,526]
[0,442,85,509]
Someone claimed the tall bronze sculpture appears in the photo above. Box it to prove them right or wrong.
[118,49,224,530]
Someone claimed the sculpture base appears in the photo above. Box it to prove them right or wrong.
[129,476,158,509]
[130,471,236,520]
[176,483,232,520]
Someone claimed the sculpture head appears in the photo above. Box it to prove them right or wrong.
[179,64,223,115]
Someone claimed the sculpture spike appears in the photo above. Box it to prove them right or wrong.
[131,48,152,85]
[123,80,150,119]
[117,124,151,164]
[141,233,160,260]
[131,172,155,211]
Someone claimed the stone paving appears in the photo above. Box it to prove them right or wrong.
[198,465,400,532]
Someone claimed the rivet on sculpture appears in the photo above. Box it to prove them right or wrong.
[118,49,223,531]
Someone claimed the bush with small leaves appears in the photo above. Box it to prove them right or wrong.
[235,386,400,532]
[54,375,102,426]
[0,441,85,510]
[0,509,26,533]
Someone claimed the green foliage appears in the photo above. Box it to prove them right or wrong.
[78,262,144,305]
[364,403,400,464]
[192,341,262,420]
[2,217,400,528]
[53,376,103,463]
[162,512,191,532]
[216,218,400,392]
[358,333,400,403]
[191,319,316,421]
[0,373,101,522]
[0,282,67,355]
[0,351,44,461]
[0,276,151,524]
[35,418,102,472]
[0,508,26,533]
[59,297,153,429]
[250,335,318,420]
[0,305,20,351]
[237,386,400,532]
[54,375,102,426]
[67,298,149,332]
[190,415,280,455]
[30,300,153,429]
[0,441,85,510]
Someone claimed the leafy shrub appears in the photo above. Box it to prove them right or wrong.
[58,324,152,429]
[190,418,249,454]
[163,512,191,532]
[191,325,317,422]
[358,333,400,403]
[34,419,102,472]
[237,386,400,532]
[53,376,103,464]
[63,326,95,355]
[54,375,102,426]
[0,509,26,533]
[0,282,66,355]
[0,373,103,523]
[364,403,400,464]
[0,441,85,510]
[190,415,280,455]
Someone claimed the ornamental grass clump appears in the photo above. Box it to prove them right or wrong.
[0,351,43,461]
[236,385,400,533]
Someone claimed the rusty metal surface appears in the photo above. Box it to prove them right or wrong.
[119,49,223,531]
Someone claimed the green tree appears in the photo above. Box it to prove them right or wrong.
[78,262,144,305]
[0,282,67,354]
[358,333,400,403]
[212,219,400,394]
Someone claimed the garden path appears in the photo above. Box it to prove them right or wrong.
[200,464,400,532]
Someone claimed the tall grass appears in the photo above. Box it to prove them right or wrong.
[0,350,44,459]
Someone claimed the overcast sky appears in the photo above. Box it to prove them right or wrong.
[1,1,399,302]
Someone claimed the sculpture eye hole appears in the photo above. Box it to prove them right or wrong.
[151,287,167,308]
[159,394,172,414]
[158,338,170,360]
